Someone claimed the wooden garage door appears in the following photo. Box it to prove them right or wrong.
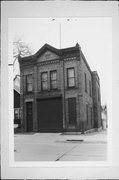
[26,102,33,132]
[37,97,63,132]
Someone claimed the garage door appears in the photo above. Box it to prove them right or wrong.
[37,97,63,132]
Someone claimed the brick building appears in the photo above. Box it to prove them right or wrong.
[18,43,101,132]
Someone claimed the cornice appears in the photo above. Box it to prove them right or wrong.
[21,55,79,68]
[19,43,80,66]
[36,59,60,66]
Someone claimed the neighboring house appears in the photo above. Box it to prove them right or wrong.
[92,71,102,129]
[14,76,20,124]
[101,105,107,129]
[18,43,101,133]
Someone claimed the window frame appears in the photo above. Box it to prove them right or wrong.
[14,108,20,119]
[86,104,88,125]
[50,70,58,90]
[26,74,33,93]
[68,97,77,126]
[67,67,75,88]
[41,71,48,91]
[90,107,93,126]
[85,73,87,93]
[89,80,92,97]
[98,88,100,101]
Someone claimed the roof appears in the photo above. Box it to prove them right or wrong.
[80,51,92,73]
[14,84,20,94]
[14,76,20,94]
[92,71,100,81]
[18,43,94,76]
[35,43,60,56]
[18,43,80,65]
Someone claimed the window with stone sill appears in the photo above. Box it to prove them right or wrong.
[85,73,87,93]
[14,108,20,119]
[50,70,57,90]
[26,74,33,92]
[41,72,48,91]
[86,104,88,125]
[67,67,75,88]
[89,80,92,97]
[98,88,100,101]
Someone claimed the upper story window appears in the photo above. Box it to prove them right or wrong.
[26,74,33,92]
[85,73,87,93]
[41,72,48,91]
[67,67,75,88]
[98,88,100,101]
[89,80,92,97]
[50,70,57,89]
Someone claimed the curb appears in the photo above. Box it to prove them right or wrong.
[61,127,104,135]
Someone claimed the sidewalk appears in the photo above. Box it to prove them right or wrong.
[14,129,107,161]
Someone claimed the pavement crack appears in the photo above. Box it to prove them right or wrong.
[55,145,77,161]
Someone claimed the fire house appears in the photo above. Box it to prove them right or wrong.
[19,43,101,132]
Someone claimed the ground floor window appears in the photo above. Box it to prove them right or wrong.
[14,108,20,119]
[86,104,88,125]
[90,107,93,126]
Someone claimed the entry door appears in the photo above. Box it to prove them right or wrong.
[68,98,77,126]
[26,102,33,132]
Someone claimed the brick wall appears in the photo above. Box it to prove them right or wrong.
[92,71,102,128]
[80,55,93,131]
[19,44,101,132]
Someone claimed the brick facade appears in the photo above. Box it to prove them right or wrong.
[19,43,102,132]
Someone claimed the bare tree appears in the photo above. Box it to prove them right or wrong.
[13,36,33,77]
[13,36,33,67]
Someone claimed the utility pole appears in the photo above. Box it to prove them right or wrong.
[59,22,61,49]
[59,21,66,131]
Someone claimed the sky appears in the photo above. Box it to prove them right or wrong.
[10,18,112,105]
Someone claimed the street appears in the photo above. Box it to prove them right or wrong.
[14,129,107,161]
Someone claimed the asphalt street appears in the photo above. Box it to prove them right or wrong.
[14,129,107,161]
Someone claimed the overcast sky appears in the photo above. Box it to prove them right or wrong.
[10,18,112,105]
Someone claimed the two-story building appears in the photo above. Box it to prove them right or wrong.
[18,43,101,132]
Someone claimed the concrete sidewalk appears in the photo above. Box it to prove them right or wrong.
[14,129,107,161]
